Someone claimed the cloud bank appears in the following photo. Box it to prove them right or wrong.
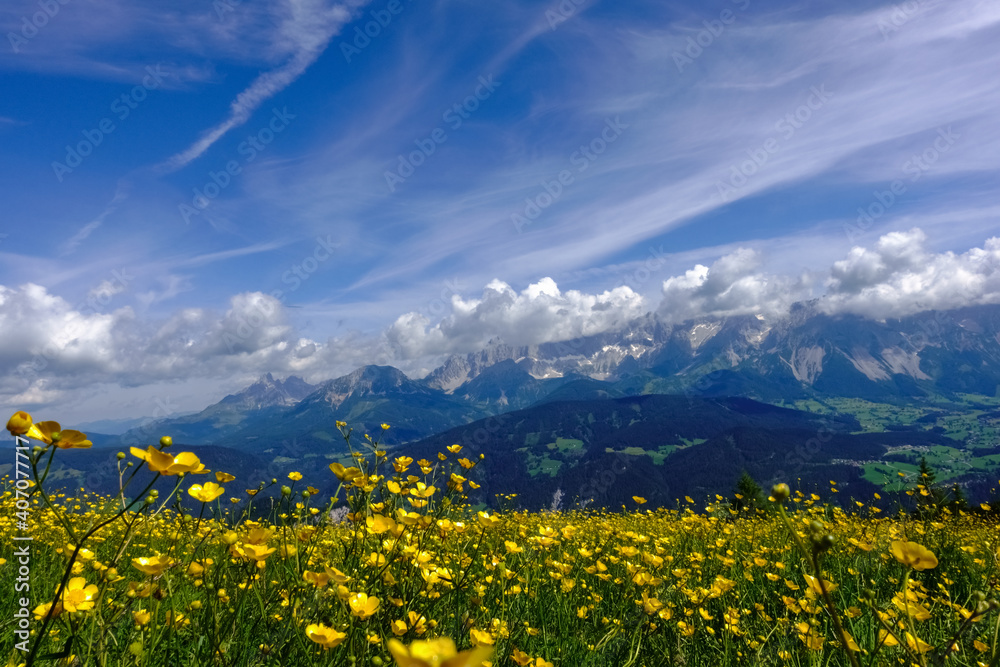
[4,229,1000,408]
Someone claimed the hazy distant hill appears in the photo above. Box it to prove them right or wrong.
[112,373,316,447]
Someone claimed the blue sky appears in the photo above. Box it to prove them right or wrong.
[1,0,999,423]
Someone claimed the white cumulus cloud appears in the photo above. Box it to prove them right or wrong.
[385,277,647,357]
[657,248,814,323]
[820,229,1000,318]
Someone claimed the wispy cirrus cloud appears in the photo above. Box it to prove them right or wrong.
[161,0,371,170]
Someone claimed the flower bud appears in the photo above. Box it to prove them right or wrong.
[771,484,790,502]
[116,452,126,460]
[281,486,291,497]
[160,436,172,447]
[817,534,835,552]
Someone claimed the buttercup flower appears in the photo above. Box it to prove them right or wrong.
[132,556,174,577]
[188,482,225,503]
[52,429,93,449]
[6,411,33,436]
[891,541,938,570]
[7,412,68,445]
[131,446,207,475]
[61,577,99,613]
[306,623,347,649]
[387,637,493,667]
[349,592,380,620]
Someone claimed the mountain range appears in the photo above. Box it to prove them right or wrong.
[64,302,1000,507]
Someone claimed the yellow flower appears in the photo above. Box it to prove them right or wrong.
[803,573,838,596]
[132,556,173,577]
[892,593,932,621]
[469,628,494,646]
[879,629,899,646]
[188,482,225,503]
[6,412,72,446]
[411,483,436,499]
[164,611,189,628]
[303,570,331,587]
[61,577,99,612]
[391,619,408,636]
[394,456,414,473]
[133,609,151,625]
[388,637,493,667]
[324,565,352,584]
[890,541,938,570]
[349,592,380,620]
[905,632,933,653]
[186,559,213,577]
[840,630,860,652]
[51,428,93,449]
[33,601,63,621]
[329,462,363,483]
[446,444,462,454]
[236,544,276,562]
[288,471,302,481]
[382,423,391,430]
[6,411,34,436]
[216,471,236,482]
[367,514,398,535]
[32,421,62,444]
[306,623,347,649]
[633,496,647,504]
[131,446,207,475]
